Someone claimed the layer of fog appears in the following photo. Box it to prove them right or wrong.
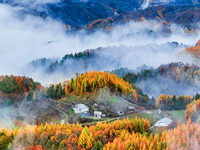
[1,0,61,5]
[0,107,13,128]
[137,76,200,98]
[141,0,151,9]
[134,61,200,98]
[141,0,175,9]
[1,3,200,84]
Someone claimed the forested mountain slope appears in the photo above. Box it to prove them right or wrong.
[1,0,200,29]
[123,62,200,97]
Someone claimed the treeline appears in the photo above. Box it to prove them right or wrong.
[109,67,135,77]
[27,83,65,100]
[0,117,167,150]
[26,50,97,74]
[46,83,65,99]
[156,94,193,110]
[65,71,137,102]
[46,51,94,73]
[121,62,200,97]
[110,65,150,77]
[123,62,200,86]
[0,75,40,94]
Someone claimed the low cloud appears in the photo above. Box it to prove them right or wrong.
[141,0,175,9]
[141,0,151,9]
[0,3,200,84]
[2,0,61,5]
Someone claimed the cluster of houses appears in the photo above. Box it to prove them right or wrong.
[72,103,139,119]
[72,103,105,119]
[72,103,177,131]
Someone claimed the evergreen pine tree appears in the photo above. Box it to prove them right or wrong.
[58,140,64,150]
[46,140,51,149]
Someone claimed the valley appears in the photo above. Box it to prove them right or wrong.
[1,0,200,149]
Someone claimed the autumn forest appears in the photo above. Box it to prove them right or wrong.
[2,0,200,149]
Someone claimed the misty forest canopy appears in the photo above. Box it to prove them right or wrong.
[122,62,200,97]
[26,42,186,78]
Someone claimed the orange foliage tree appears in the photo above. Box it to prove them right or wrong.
[65,71,137,102]
[166,118,200,150]
[104,130,167,150]
[3,116,200,150]
[1,117,151,150]
[185,98,200,121]
[185,40,200,58]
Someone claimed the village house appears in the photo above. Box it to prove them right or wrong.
[154,118,172,127]
[73,104,89,114]
[117,110,125,116]
[93,111,102,119]
[128,106,134,113]
[154,118,177,129]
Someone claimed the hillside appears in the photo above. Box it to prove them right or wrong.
[1,0,200,29]
[45,71,153,107]
[0,0,142,29]
[0,72,154,129]
[115,4,200,29]
[123,62,200,97]
[65,71,137,99]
